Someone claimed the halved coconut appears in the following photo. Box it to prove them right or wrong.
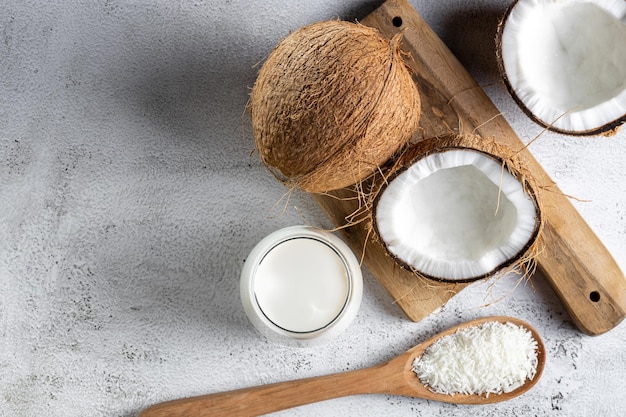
[497,0,626,136]
[373,135,542,282]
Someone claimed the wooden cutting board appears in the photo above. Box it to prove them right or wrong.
[313,0,626,335]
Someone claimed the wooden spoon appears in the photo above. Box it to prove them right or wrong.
[139,316,546,417]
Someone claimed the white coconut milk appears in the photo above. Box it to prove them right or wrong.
[254,237,350,333]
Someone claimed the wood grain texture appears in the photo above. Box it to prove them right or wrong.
[138,317,545,417]
[313,0,626,334]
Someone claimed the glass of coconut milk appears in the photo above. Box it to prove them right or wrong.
[240,226,363,346]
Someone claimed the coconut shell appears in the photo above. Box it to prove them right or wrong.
[495,0,626,136]
[371,134,544,283]
[250,20,421,193]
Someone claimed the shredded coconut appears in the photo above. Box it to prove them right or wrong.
[412,321,539,396]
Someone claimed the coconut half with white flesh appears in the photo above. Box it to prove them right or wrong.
[373,136,542,283]
[497,0,626,136]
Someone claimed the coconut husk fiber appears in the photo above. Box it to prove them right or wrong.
[250,20,421,193]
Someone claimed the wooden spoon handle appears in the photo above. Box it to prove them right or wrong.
[138,367,387,417]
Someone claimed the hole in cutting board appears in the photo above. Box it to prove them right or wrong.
[589,291,601,302]
[392,16,403,27]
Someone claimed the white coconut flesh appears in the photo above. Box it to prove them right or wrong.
[375,149,538,281]
[500,0,626,134]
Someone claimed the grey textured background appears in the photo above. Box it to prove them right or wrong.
[1,1,624,416]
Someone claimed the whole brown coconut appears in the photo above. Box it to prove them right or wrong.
[250,21,421,193]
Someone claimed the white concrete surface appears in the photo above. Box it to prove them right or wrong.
[1,1,624,416]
